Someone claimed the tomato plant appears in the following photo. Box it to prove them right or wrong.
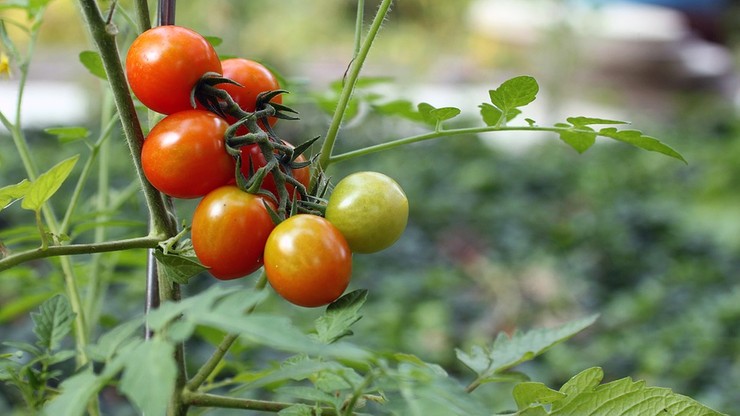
[141,109,235,199]
[1,1,725,416]
[325,171,408,253]
[191,186,275,280]
[126,25,221,114]
[218,58,282,130]
[264,214,352,307]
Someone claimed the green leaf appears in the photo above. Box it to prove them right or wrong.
[42,368,101,416]
[417,102,460,127]
[314,289,367,344]
[119,339,176,416]
[599,128,687,163]
[513,382,566,410]
[559,127,596,154]
[487,75,539,125]
[153,246,207,285]
[566,116,629,126]
[232,356,346,392]
[78,51,106,80]
[203,35,223,47]
[44,126,90,144]
[21,155,79,212]
[456,314,598,381]
[87,319,143,362]
[0,179,30,212]
[549,367,727,415]
[31,294,75,352]
[277,386,342,408]
[0,291,49,323]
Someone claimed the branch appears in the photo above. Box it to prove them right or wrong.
[0,235,163,272]
[181,391,347,415]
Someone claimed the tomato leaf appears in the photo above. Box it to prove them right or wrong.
[456,314,598,383]
[513,382,566,410]
[0,179,30,212]
[314,289,367,344]
[373,99,424,122]
[567,116,629,126]
[203,35,222,47]
[78,51,107,80]
[598,127,687,163]
[44,126,90,144]
[559,127,596,154]
[153,247,207,285]
[485,75,539,126]
[42,368,102,416]
[21,154,79,213]
[31,294,75,352]
[417,102,460,127]
[542,367,728,415]
[119,339,176,416]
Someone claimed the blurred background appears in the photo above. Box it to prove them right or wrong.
[2,0,740,414]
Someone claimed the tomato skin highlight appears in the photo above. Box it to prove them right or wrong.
[142,110,235,199]
[126,25,221,114]
[264,215,352,308]
[218,58,282,130]
[325,171,408,253]
[239,143,310,201]
[191,186,276,280]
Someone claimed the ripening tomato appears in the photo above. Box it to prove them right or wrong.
[142,110,235,199]
[239,142,310,201]
[191,186,276,280]
[218,58,282,129]
[264,215,352,307]
[325,171,408,253]
[126,25,221,114]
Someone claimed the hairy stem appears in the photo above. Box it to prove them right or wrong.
[329,125,601,164]
[318,0,393,171]
[181,391,346,415]
[0,235,163,272]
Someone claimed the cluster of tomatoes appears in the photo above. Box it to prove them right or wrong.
[125,25,408,307]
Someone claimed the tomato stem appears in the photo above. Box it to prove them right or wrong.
[318,0,393,172]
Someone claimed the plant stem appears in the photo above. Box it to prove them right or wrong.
[133,0,151,31]
[76,0,176,237]
[181,391,345,415]
[0,235,163,272]
[329,125,600,164]
[186,273,268,392]
[5,8,90,370]
[318,0,393,171]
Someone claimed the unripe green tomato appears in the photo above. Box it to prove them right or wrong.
[325,171,408,253]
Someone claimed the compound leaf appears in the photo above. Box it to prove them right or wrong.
[599,127,686,163]
[120,339,176,416]
[314,289,367,344]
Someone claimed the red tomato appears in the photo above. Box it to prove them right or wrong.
[239,142,310,201]
[142,110,235,199]
[264,215,352,307]
[191,186,276,280]
[218,58,282,129]
[126,25,221,114]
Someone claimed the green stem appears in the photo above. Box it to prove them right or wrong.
[76,0,176,238]
[5,8,90,370]
[84,93,115,334]
[186,273,268,392]
[318,0,393,171]
[133,0,151,32]
[329,125,598,164]
[59,112,118,234]
[0,235,163,272]
[181,391,345,415]
[353,0,364,55]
